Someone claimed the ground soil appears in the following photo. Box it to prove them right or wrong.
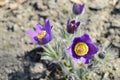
[0,0,120,80]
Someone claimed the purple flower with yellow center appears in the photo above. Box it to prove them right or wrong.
[67,34,99,64]
[26,19,52,45]
[72,3,84,15]
[67,20,80,34]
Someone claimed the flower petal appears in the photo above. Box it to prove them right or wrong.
[80,57,87,63]
[83,54,93,64]
[80,34,92,43]
[26,30,37,38]
[35,24,43,33]
[71,20,75,24]
[32,36,39,43]
[38,33,52,45]
[26,30,38,43]
[76,22,80,27]
[73,37,81,44]
[84,58,91,64]
[66,45,72,55]
[82,43,98,64]
[44,19,52,34]
[87,43,99,55]
[67,19,70,25]
[67,46,82,62]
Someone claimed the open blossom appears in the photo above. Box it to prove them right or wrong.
[67,34,99,64]
[66,20,80,34]
[72,3,84,15]
[26,19,52,45]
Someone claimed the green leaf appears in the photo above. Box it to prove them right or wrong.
[41,56,53,61]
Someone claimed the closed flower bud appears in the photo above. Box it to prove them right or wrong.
[98,51,105,59]
[66,20,80,34]
[72,3,84,15]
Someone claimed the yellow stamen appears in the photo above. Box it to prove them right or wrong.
[74,42,88,56]
[37,30,46,41]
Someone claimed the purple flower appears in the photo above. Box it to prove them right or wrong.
[26,19,52,45]
[72,3,84,15]
[67,34,99,64]
[67,20,80,34]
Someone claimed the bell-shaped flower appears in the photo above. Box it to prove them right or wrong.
[26,19,52,45]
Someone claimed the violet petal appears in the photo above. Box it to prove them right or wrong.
[42,34,51,44]
[26,30,37,38]
[71,20,75,24]
[44,19,52,35]
[35,24,43,33]
[80,34,92,43]
[76,22,80,27]
[87,43,99,54]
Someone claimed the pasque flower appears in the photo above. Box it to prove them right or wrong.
[72,3,84,15]
[66,20,80,34]
[67,34,99,64]
[26,19,52,45]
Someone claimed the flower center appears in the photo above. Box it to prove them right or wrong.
[37,30,46,40]
[74,42,89,56]
[71,23,75,27]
